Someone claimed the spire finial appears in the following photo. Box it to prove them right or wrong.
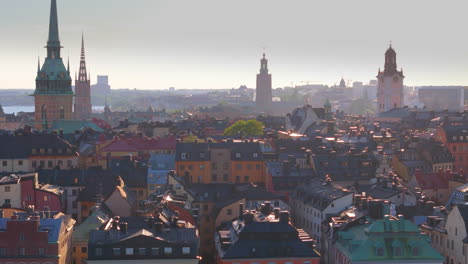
[47,0,60,47]
[67,56,70,73]
[37,57,41,73]
[389,40,392,48]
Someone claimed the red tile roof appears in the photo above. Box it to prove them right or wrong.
[167,201,196,227]
[100,135,177,152]
[415,170,449,190]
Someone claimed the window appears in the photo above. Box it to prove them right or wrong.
[236,164,242,170]
[81,247,87,253]
[0,248,5,256]
[256,164,261,170]
[113,248,121,256]
[227,209,232,216]
[244,176,250,182]
[48,161,53,168]
[18,160,23,166]
[180,165,185,170]
[236,175,240,182]
[235,152,241,158]
[253,152,259,158]
[67,160,73,168]
[18,248,25,256]
[211,174,217,181]
[4,186,10,192]
[40,160,45,167]
[72,189,78,196]
[95,248,102,256]
[5,199,11,205]
[151,248,159,255]
[19,233,25,241]
[223,162,229,170]
[182,247,191,255]
[60,107,65,119]
[164,247,172,255]
[37,247,45,256]
[203,205,209,211]
[211,163,217,169]
[2,161,6,166]
[223,174,229,181]
[125,248,133,255]
[188,165,193,170]
[26,195,32,201]
[199,165,205,170]
[376,247,384,256]
[32,161,37,168]
[44,195,49,201]
[394,247,402,256]
[412,247,419,256]
[138,190,143,196]
[181,153,189,160]
[200,152,206,159]
[247,164,252,170]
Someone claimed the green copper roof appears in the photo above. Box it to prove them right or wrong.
[47,0,60,48]
[335,216,443,262]
[50,120,104,134]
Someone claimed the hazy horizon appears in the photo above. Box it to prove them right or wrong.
[2,0,468,90]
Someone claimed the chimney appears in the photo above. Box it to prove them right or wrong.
[119,222,128,234]
[273,208,280,219]
[146,217,154,229]
[243,212,254,224]
[154,221,164,233]
[279,211,289,224]
[238,203,244,220]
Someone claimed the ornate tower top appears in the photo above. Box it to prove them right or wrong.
[35,0,73,95]
[260,53,269,74]
[381,43,403,77]
[77,34,88,82]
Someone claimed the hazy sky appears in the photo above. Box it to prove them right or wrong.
[2,0,468,89]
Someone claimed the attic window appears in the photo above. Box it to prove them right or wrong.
[253,152,259,158]
[182,247,190,255]
[181,153,189,160]
[235,152,241,158]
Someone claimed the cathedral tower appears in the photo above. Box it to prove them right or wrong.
[34,0,74,130]
[256,53,272,111]
[377,44,404,113]
[74,34,92,120]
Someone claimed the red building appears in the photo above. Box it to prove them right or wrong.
[0,211,75,264]
[435,123,468,172]
[34,0,74,130]
[21,173,62,212]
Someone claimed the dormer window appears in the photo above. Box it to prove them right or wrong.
[235,152,241,158]
[253,152,259,158]
[181,153,189,160]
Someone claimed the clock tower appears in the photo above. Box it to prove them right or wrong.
[377,44,404,113]
[34,0,74,130]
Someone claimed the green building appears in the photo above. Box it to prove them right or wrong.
[333,215,444,264]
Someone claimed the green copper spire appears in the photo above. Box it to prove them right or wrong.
[46,0,62,59]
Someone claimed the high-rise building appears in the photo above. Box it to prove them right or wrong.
[255,53,272,111]
[34,0,74,130]
[377,44,404,113]
[91,75,111,97]
[74,35,92,120]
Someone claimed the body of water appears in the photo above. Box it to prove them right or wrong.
[3,106,105,114]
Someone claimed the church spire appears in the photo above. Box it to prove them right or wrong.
[37,57,41,73]
[78,33,88,82]
[46,0,61,59]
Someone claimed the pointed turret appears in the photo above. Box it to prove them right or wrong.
[46,0,61,59]
[77,34,88,82]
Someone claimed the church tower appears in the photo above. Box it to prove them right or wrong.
[74,34,92,120]
[255,53,272,111]
[34,0,74,130]
[377,44,404,113]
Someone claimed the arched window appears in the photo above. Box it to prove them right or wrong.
[60,107,65,119]
[41,104,46,120]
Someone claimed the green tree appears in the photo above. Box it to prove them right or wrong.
[224,119,264,136]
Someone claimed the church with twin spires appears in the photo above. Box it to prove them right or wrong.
[34,0,92,130]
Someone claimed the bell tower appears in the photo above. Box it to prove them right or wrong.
[377,44,404,113]
[34,0,74,130]
[255,53,272,111]
[74,34,92,120]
